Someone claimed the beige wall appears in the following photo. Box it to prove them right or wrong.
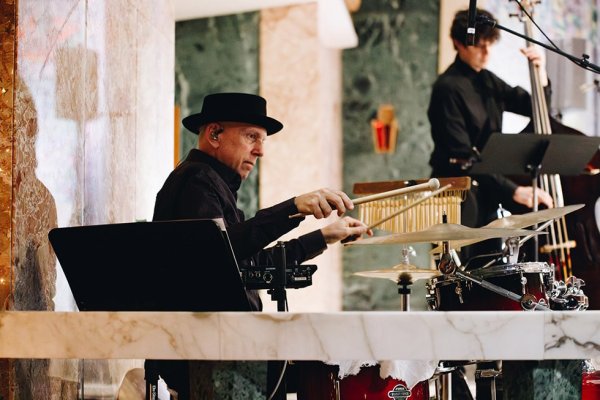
[438,0,469,73]
[2,0,174,397]
[260,4,344,311]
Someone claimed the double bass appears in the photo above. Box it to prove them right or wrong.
[517,1,600,309]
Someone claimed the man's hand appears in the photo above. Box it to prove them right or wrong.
[513,185,554,209]
[320,216,372,245]
[294,188,354,219]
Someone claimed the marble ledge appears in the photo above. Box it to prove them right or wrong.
[0,311,598,361]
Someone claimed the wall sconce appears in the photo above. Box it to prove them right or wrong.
[371,104,398,154]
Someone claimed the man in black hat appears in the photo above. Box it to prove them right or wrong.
[152,92,370,398]
[154,92,369,310]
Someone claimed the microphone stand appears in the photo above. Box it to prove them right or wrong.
[267,242,289,400]
[477,15,600,74]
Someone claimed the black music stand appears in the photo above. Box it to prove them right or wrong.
[49,218,251,400]
[470,133,600,176]
[48,218,251,312]
[470,133,600,260]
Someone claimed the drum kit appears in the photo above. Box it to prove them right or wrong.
[296,203,593,400]
[299,205,590,400]
[329,204,591,399]
[349,203,589,313]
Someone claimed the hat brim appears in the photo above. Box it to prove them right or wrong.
[182,113,283,135]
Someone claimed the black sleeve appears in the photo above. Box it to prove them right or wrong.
[228,198,327,263]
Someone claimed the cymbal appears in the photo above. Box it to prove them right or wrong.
[350,223,543,246]
[354,264,440,282]
[430,204,584,253]
[485,204,583,229]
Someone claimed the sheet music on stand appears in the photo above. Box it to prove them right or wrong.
[49,218,251,312]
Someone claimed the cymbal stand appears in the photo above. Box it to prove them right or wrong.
[397,272,412,312]
[397,195,415,312]
[478,220,554,270]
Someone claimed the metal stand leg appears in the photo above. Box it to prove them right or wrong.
[475,367,501,400]
[144,360,159,400]
[436,372,452,400]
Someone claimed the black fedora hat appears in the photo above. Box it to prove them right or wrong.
[182,92,283,135]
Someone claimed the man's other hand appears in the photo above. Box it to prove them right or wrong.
[294,188,354,219]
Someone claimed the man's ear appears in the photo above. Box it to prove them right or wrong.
[206,123,223,147]
[452,38,463,52]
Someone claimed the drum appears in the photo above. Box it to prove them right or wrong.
[582,369,600,400]
[426,262,554,311]
[296,362,429,400]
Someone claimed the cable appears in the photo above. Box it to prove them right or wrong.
[267,361,288,400]
[514,0,599,74]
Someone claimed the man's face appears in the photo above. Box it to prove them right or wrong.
[213,122,267,179]
[455,39,494,72]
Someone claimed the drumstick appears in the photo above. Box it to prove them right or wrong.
[289,178,440,219]
[367,184,452,230]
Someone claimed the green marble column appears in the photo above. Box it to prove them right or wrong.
[502,360,583,400]
[342,0,440,311]
[175,13,259,216]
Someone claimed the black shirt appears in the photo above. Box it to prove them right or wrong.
[153,149,327,310]
[428,56,551,225]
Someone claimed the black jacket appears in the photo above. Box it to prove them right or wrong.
[153,149,327,310]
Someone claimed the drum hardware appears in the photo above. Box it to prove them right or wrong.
[438,241,457,275]
[476,219,554,271]
[436,373,452,400]
[505,237,520,264]
[474,368,501,400]
[435,234,551,310]
[397,273,413,312]
[454,283,464,304]
[519,273,528,293]
[549,276,589,310]
[453,269,550,311]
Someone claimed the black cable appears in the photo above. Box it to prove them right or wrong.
[267,362,288,400]
[512,0,599,74]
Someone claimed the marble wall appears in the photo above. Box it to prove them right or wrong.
[0,3,16,399]
[175,12,260,216]
[342,0,440,311]
[2,0,175,398]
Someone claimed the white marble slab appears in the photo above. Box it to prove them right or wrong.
[0,311,597,361]
[544,312,600,359]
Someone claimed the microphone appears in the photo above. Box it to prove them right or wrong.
[466,0,477,46]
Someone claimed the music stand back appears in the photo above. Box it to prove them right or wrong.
[48,219,251,312]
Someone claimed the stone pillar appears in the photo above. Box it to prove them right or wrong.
[260,4,343,311]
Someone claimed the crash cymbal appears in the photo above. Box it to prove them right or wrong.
[350,223,543,246]
[486,204,584,229]
[354,264,440,282]
[430,204,584,253]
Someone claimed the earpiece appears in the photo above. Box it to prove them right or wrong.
[210,127,224,140]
